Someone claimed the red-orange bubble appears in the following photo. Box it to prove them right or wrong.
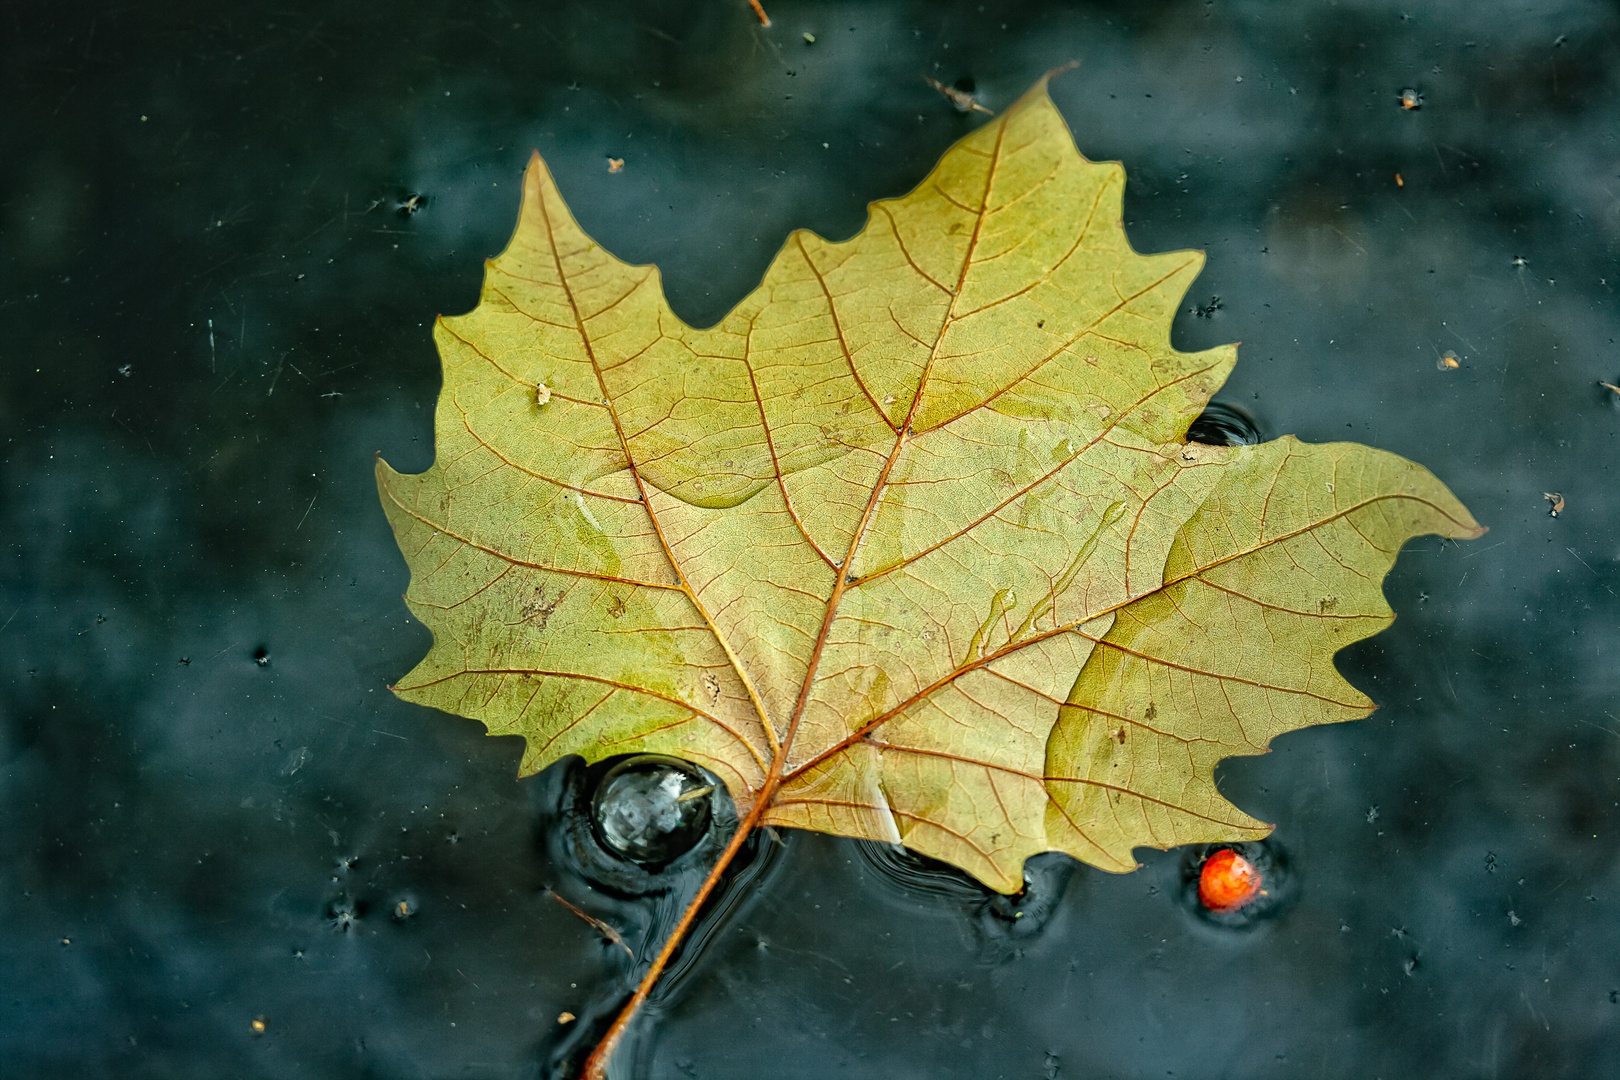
[1198,848,1263,912]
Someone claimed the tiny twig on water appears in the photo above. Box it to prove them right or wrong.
[548,891,634,960]
[925,76,995,115]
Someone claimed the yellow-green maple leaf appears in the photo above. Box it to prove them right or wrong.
[377,77,1481,895]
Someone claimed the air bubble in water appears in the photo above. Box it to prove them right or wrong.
[1186,401,1266,447]
[590,756,715,865]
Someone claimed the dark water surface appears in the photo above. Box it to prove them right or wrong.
[4,1,1618,1077]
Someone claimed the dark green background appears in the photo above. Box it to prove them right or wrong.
[4,1,1618,1077]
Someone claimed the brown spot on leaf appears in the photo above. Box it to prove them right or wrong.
[520,586,559,631]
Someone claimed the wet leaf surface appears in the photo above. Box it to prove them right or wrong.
[380,80,1480,897]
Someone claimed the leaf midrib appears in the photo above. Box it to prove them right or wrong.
[765,106,1013,796]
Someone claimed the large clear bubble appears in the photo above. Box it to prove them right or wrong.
[590,755,716,866]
